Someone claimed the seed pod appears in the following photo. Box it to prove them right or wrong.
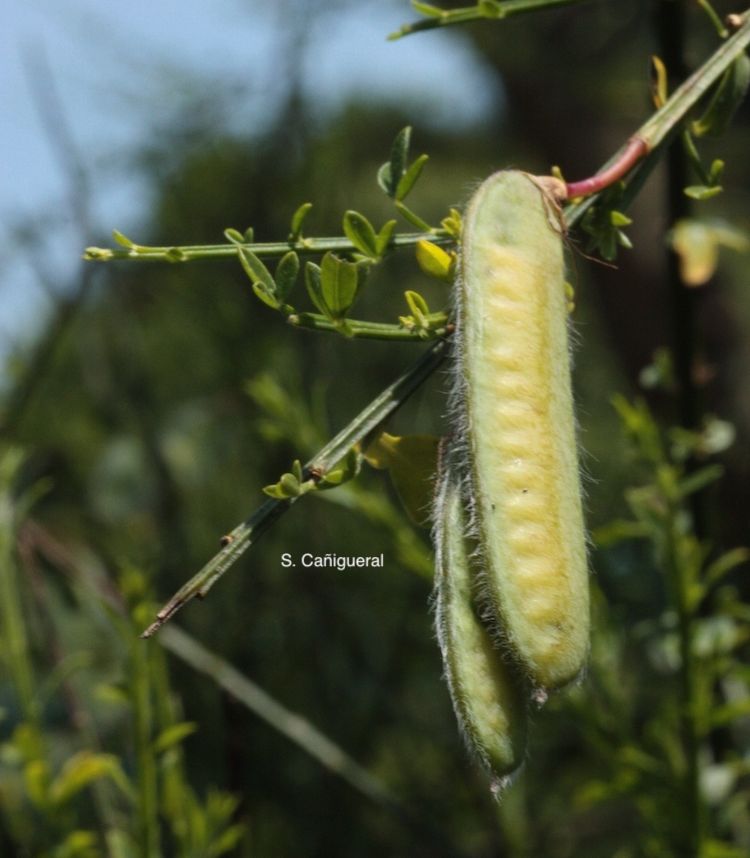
[457,170,589,690]
[433,461,528,787]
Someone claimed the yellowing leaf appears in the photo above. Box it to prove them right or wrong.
[364,432,440,527]
[415,240,454,281]
[50,751,134,806]
[671,219,750,286]
[24,759,51,808]
[152,721,198,755]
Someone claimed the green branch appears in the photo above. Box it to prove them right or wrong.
[287,312,449,340]
[141,338,449,637]
[84,231,451,264]
[389,0,591,40]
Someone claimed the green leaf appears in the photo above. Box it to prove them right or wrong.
[684,185,723,201]
[375,219,397,256]
[363,432,440,527]
[592,519,650,547]
[377,162,393,197]
[378,126,412,198]
[441,208,462,238]
[396,154,429,201]
[320,253,359,319]
[319,449,361,489]
[343,210,379,258]
[237,247,279,309]
[208,824,246,856]
[105,830,138,858]
[705,547,750,590]
[304,261,326,315]
[610,210,632,227]
[152,721,198,754]
[416,240,454,280]
[650,55,669,108]
[223,228,245,244]
[678,465,723,499]
[274,251,299,304]
[52,830,99,858]
[280,472,301,497]
[712,698,750,727]
[411,1,444,16]
[617,231,633,249]
[94,683,130,707]
[24,759,51,808]
[405,290,429,322]
[709,159,725,184]
[395,201,432,232]
[50,752,133,806]
[691,54,750,138]
[700,838,750,858]
[112,229,135,248]
[289,202,313,240]
[244,226,255,242]
[479,0,505,17]
[263,463,317,499]
[581,185,632,261]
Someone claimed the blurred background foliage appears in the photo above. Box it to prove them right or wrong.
[2,1,750,856]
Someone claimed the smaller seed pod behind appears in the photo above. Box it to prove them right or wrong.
[433,460,528,791]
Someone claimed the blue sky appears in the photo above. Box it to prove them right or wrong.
[1,0,500,363]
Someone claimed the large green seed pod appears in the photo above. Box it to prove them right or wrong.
[433,465,528,787]
[458,170,589,690]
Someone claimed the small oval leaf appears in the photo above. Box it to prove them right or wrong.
[416,240,453,280]
[275,251,299,303]
[305,262,329,317]
[320,253,359,319]
[238,247,278,308]
[376,219,397,256]
[396,154,429,201]
[290,202,313,240]
[343,210,379,258]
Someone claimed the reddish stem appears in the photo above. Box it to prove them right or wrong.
[565,136,649,199]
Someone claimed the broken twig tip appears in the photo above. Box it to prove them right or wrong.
[140,619,162,639]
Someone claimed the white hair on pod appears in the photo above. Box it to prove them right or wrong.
[442,170,590,694]
[431,443,528,793]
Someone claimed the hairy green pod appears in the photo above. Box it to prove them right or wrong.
[458,170,589,690]
[434,464,528,786]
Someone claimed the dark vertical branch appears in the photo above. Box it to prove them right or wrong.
[655,2,704,485]
[655,3,703,855]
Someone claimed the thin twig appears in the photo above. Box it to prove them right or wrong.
[287,312,449,340]
[141,338,449,636]
[84,231,452,264]
[388,0,591,41]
